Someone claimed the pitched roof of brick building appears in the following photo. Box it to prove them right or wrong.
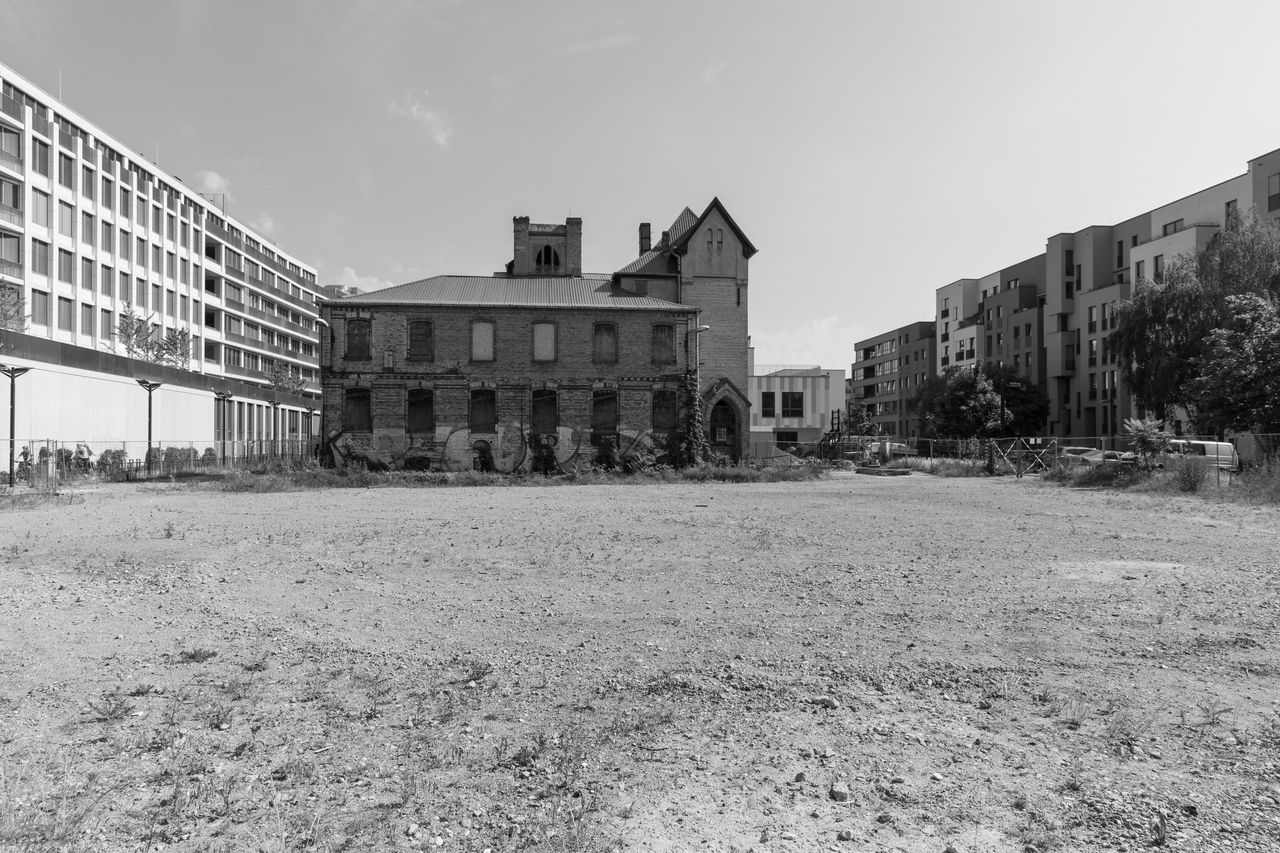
[332,274,694,312]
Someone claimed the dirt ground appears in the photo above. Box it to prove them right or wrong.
[1,473,1278,853]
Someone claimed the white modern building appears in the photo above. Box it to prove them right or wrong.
[747,346,844,455]
[0,61,320,459]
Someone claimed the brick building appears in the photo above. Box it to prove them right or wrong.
[848,321,936,438]
[319,199,755,471]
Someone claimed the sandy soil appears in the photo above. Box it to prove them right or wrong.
[1,473,1278,853]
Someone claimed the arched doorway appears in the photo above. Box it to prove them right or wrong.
[708,400,739,461]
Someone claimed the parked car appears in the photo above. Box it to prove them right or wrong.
[869,441,918,459]
[1161,439,1239,471]
[1058,446,1100,467]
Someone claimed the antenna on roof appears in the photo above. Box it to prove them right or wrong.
[58,67,62,101]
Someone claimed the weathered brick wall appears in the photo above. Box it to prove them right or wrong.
[322,305,692,445]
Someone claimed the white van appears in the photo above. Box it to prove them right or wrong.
[1165,439,1239,472]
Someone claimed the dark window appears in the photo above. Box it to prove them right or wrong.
[407,389,434,434]
[761,391,776,418]
[591,390,619,439]
[652,390,677,432]
[344,388,372,432]
[593,323,618,363]
[345,317,371,360]
[1226,198,1239,222]
[781,391,803,418]
[470,389,496,433]
[1153,254,1164,283]
[1269,173,1280,212]
[57,249,74,284]
[651,324,675,364]
[57,296,74,331]
[407,320,433,361]
[531,389,558,435]
[30,289,50,325]
[534,245,560,274]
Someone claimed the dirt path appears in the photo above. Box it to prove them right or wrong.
[1,475,1278,852]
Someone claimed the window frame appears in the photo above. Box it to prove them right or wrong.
[406,388,435,435]
[343,387,372,432]
[531,321,557,363]
[471,319,495,362]
[469,388,497,433]
[760,391,776,418]
[781,391,804,419]
[592,322,618,364]
[344,316,372,361]
[406,319,434,362]
[651,323,676,364]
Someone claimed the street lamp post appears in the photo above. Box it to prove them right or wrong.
[136,380,162,474]
[268,400,281,458]
[212,389,233,466]
[2,363,31,488]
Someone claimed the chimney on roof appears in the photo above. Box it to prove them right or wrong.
[512,216,531,275]
[566,217,582,276]
[639,222,651,254]
[660,230,670,248]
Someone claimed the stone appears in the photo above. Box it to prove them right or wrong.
[812,696,839,709]
[794,772,807,783]
[890,776,905,784]
[829,781,851,802]
[876,813,892,823]
[837,829,854,841]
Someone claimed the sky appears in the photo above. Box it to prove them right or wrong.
[4,0,1280,371]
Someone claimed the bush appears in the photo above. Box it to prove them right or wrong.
[1168,455,1210,492]
[903,457,991,477]
[594,436,619,471]
[201,447,217,464]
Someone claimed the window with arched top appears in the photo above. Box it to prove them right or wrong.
[534,245,561,274]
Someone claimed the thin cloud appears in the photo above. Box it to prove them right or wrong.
[388,90,454,147]
[326,266,394,294]
[751,316,866,372]
[699,59,728,86]
[249,212,276,238]
[191,170,232,201]
[563,31,634,54]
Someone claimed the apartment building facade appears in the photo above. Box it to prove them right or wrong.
[320,201,755,470]
[848,321,935,438]
[0,62,320,453]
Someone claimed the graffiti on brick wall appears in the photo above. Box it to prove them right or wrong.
[328,422,659,473]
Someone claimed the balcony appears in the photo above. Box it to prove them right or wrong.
[940,332,949,342]
[940,357,950,366]
[940,308,949,318]
[1065,357,1076,371]
[1087,357,1097,367]
[31,115,50,138]
[1087,321,1097,334]
[0,258,22,280]
[0,149,21,174]
[0,94,22,124]
[0,204,21,228]
[1088,389,1098,400]
[58,127,75,150]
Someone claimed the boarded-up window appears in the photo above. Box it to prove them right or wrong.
[470,388,496,433]
[532,322,556,362]
[472,321,495,361]
[592,390,619,438]
[345,318,371,360]
[651,324,675,364]
[593,323,617,363]
[407,320,433,361]
[652,390,678,432]
[407,389,434,434]
[344,388,372,432]
[531,389,558,434]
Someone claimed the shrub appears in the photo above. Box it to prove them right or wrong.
[201,447,217,464]
[1168,455,1210,492]
[1124,417,1172,470]
[594,436,619,471]
[528,432,558,475]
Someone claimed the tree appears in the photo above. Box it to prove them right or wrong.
[1112,212,1280,433]
[264,360,308,396]
[1188,294,1280,433]
[0,283,24,333]
[915,366,1011,438]
[985,365,1050,436]
[845,398,875,435]
[115,303,192,369]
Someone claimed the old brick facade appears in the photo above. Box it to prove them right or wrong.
[320,200,755,471]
